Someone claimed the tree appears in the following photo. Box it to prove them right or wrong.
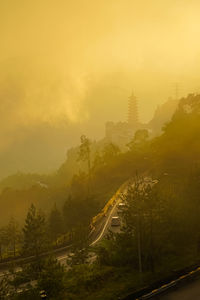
[119,176,161,274]
[120,177,145,274]
[63,195,78,241]
[78,135,92,194]
[63,193,96,243]
[92,150,103,171]
[67,226,89,267]
[119,176,170,274]
[7,217,21,258]
[78,135,91,176]
[22,204,48,259]
[37,256,66,299]
[134,129,149,143]
[67,247,89,267]
[102,143,120,164]
[0,273,14,299]
[127,129,149,151]
[0,227,8,261]
[49,204,63,244]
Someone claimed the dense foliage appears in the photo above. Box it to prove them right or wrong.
[1,94,200,299]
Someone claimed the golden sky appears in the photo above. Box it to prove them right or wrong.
[0,0,200,176]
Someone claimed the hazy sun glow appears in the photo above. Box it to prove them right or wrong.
[0,0,200,176]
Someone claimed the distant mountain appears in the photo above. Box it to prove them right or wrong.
[148,97,179,135]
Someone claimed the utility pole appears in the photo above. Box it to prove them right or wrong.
[136,174,143,281]
[137,212,142,276]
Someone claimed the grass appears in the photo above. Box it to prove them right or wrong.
[62,248,200,300]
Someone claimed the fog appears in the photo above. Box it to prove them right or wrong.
[0,0,200,177]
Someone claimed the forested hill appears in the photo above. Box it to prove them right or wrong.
[0,93,199,226]
[151,93,200,176]
[0,96,178,192]
[2,93,200,300]
[148,97,178,135]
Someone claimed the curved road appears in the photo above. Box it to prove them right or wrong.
[0,183,125,275]
[0,177,154,272]
[58,185,124,263]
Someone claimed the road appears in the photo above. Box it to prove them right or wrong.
[0,176,154,276]
[90,193,122,246]
[58,184,124,264]
[0,176,153,272]
[0,182,125,276]
[3,176,200,299]
[157,277,200,299]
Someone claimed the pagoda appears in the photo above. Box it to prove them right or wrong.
[128,92,139,128]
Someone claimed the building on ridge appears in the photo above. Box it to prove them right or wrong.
[128,92,139,128]
[105,92,141,149]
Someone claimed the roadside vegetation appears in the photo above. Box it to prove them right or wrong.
[1,93,200,299]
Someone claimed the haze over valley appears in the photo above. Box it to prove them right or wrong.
[1,2,200,300]
[1,0,200,178]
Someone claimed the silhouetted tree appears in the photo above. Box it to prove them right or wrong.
[78,135,91,176]
[102,143,120,164]
[78,135,92,194]
[0,273,14,299]
[22,204,47,259]
[49,204,63,243]
[92,150,103,171]
[0,227,8,261]
[7,217,21,258]
[127,129,149,151]
[37,256,66,299]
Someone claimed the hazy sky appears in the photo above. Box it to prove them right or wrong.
[0,0,200,177]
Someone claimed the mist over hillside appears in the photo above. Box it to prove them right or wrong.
[2,1,200,299]
[0,93,193,227]
[0,71,178,181]
[0,94,178,186]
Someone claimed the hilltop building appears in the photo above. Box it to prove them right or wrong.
[105,92,141,149]
[128,92,139,128]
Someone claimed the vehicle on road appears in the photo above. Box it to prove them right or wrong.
[117,202,125,209]
[111,216,121,226]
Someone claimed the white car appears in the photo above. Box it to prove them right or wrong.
[117,202,125,209]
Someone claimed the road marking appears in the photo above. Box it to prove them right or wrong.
[58,192,123,260]
[57,255,68,261]
[90,198,120,246]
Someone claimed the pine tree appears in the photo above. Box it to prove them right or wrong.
[102,143,120,164]
[37,256,66,299]
[49,204,63,243]
[22,204,47,258]
[78,135,92,194]
[78,135,91,175]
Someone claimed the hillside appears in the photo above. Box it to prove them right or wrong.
[0,94,197,227]
[4,93,200,300]
[148,97,179,135]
